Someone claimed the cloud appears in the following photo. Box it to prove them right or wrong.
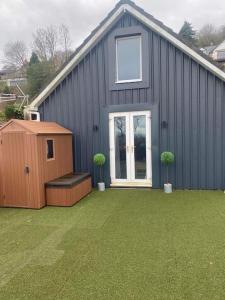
[0,0,225,67]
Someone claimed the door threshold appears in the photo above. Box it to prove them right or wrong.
[110,187,151,190]
[110,182,152,188]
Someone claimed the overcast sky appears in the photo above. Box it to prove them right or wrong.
[0,0,225,67]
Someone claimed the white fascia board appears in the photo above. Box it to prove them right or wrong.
[29,3,225,110]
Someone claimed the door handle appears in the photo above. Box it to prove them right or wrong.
[24,166,29,174]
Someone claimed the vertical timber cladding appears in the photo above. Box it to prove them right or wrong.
[39,12,225,190]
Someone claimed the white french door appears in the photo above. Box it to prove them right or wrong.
[109,111,152,187]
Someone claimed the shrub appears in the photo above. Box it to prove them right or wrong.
[0,82,8,93]
[93,153,106,166]
[0,111,6,122]
[161,151,175,183]
[161,152,175,165]
[93,153,106,182]
[4,104,24,121]
[2,85,11,94]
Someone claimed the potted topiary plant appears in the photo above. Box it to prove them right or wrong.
[161,151,175,193]
[93,153,106,191]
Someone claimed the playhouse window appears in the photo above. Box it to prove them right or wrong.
[46,139,55,160]
[116,35,142,83]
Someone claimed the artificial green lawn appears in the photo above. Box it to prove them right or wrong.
[0,189,225,299]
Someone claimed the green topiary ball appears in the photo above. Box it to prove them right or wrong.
[93,153,106,166]
[161,151,175,165]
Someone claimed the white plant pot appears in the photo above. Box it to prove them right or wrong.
[98,182,105,192]
[164,183,172,193]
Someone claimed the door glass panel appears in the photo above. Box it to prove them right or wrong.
[133,115,146,179]
[114,117,127,179]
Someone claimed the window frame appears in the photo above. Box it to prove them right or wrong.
[46,138,55,161]
[108,26,149,91]
[115,35,143,83]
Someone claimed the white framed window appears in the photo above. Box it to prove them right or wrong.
[116,35,142,83]
[30,111,40,121]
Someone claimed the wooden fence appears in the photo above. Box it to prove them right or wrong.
[0,94,16,102]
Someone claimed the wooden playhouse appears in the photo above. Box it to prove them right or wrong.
[0,120,91,209]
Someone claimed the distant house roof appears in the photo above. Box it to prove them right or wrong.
[214,40,225,52]
[202,45,217,56]
[29,0,225,110]
[0,119,72,135]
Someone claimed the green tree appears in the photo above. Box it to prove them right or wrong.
[179,21,196,46]
[29,52,39,66]
[26,60,55,98]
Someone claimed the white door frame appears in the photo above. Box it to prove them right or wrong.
[109,110,152,187]
[109,112,130,185]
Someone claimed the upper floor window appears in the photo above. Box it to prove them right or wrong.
[109,26,149,90]
[116,35,142,83]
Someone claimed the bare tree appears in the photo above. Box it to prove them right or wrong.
[32,28,48,61]
[33,26,58,62]
[45,26,58,59]
[3,41,28,70]
[33,24,72,68]
[59,24,72,61]
[218,25,225,42]
[197,24,221,47]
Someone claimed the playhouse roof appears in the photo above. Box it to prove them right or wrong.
[0,119,72,135]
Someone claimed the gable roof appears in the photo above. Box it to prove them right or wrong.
[0,119,72,135]
[29,0,225,110]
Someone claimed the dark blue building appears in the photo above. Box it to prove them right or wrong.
[27,0,225,189]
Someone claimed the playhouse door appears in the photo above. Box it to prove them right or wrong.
[109,111,152,187]
[2,132,29,207]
